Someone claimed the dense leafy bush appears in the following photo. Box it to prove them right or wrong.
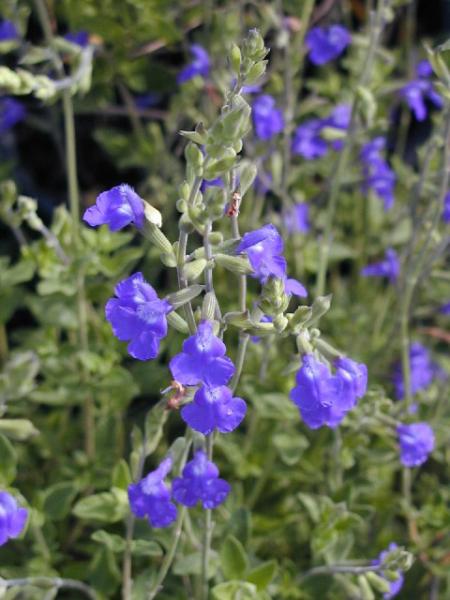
[1,1,449,599]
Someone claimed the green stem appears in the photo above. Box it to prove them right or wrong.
[0,325,8,368]
[4,577,98,599]
[315,0,388,297]
[33,0,95,460]
[230,333,250,394]
[200,435,214,600]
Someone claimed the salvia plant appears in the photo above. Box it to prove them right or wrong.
[0,0,449,598]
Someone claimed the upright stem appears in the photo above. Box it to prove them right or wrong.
[33,0,95,459]
[315,0,388,297]
[200,435,214,600]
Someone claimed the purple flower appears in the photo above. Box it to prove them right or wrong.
[0,19,18,41]
[442,192,450,223]
[400,61,443,121]
[392,342,436,399]
[292,104,350,160]
[64,31,89,47]
[283,203,310,234]
[252,95,284,141]
[360,137,396,210]
[292,119,328,159]
[284,278,308,298]
[290,355,338,429]
[334,357,368,411]
[306,25,351,66]
[181,385,246,435]
[290,354,367,429]
[83,184,145,231]
[0,492,28,547]
[397,422,435,467]
[440,301,450,315]
[201,177,224,192]
[0,97,26,135]
[361,249,399,283]
[128,457,177,528]
[373,543,404,599]
[172,450,230,509]
[237,224,286,283]
[237,224,307,296]
[177,44,210,84]
[170,321,235,387]
[105,272,171,361]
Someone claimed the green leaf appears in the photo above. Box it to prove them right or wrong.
[0,433,17,485]
[0,419,39,441]
[73,488,128,523]
[43,482,78,521]
[173,550,219,578]
[212,581,257,600]
[91,530,126,553]
[220,535,249,580]
[246,560,277,591]
[130,539,162,557]
[112,459,132,490]
[88,546,121,596]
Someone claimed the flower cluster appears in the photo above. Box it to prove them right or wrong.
[0,491,28,547]
[361,248,399,283]
[305,25,351,66]
[236,224,307,297]
[292,104,350,160]
[290,354,367,429]
[392,342,437,399]
[177,44,210,84]
[170,321,246,435]
[105,272,172,361]
[396,422,435,467]
[83,184,145,231]
[0,97,26,135]
[252,94,284,141]
[360,137,396,210]
[128,451,230,528]
[400,60,443,121]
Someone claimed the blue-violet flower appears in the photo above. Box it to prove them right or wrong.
[0,19,18,41]
[181,385,246,435]
[397,422,435,467]
[373,543,404,599]
[252,95,284,141]
[0,491,28,546]
[128,457,177,528]
[172,450,230,509]
[177,44,210,83]
[361,249,399,283]
[83,184,145,231]
[360,137,396,210]
[105,272,171,361]
[306,25,351,66]
[0,97,26,135]
[170,320,235,387]
[400,60,443,121]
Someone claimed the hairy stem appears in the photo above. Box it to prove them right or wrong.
[200,434,214,600]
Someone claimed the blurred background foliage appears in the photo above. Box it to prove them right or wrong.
[0,0,450,598]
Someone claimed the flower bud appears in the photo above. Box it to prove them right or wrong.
[179,213,194,233]
[160,253,177,268]
[202,291,217,321]
[208,231,223,245]
[273,314,288,332]
[185,143,204,175]
[244,60,268,85]
[166,311,190,334]
[289,306,313,331]
[237,162,258,196]
[365,572,391,594]
[143,201,162,227]
[142,222,172,254]
[309,294,332,325]
[184,258,208,281]
[243,29,267,62]
[229,43,242,75]
[357,575,375,600]
[203,149,237,179]
[176,198,187,213]
[166,284,204,309]
[214,253,253,274]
